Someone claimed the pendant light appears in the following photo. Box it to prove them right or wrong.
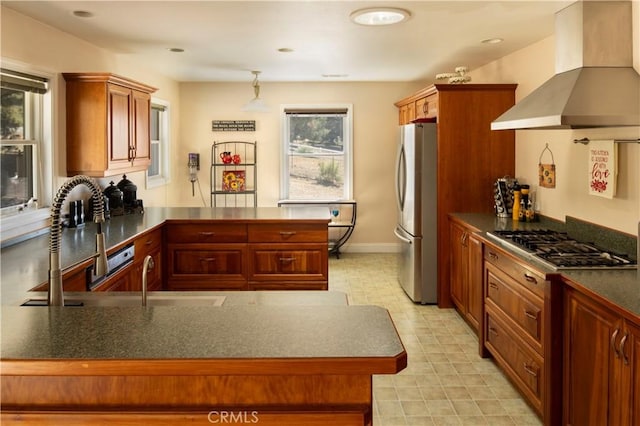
[242,70,269,112]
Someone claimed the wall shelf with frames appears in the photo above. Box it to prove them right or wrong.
[210,141,257,207]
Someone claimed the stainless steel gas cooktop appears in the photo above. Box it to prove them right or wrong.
[486,229,637,271]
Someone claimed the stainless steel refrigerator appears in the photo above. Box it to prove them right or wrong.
[393,122,438,304]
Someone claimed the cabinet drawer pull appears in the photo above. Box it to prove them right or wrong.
[200,257,216,262]
[279,231,297,236]
[461,232,468,245]
[488,251,499,260]
[145,240,153,246]
[523,363,538,377]
[524,310,538,320]
[620,333,629,365]
[279,257,296,262]
[488,282,499,290]
[488,327,499,336]
[198,232,215,237]
[611,328,620,358]
[523,273,538,284]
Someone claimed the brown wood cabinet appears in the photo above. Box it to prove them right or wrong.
[165,222,328,291]
[395,84,516,308]
[63,73,157,177]
[564,285,640,426]
[482,241,562,424]
[131,227,163,291]
[248,223,328,290]
[449,216,483,334]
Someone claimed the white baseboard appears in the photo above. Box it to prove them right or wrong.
[337,243,401,253]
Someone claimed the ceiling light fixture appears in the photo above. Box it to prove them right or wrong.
[350,7,410,26]
[72,10,94,18]
[242,71,269,113]
[481,38,504,44]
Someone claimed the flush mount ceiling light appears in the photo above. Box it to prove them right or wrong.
[481,38,504,44]
[350,7,411,26]
[242,70,269,113]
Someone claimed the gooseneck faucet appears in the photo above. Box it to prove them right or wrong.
[49,175,108,306]
[141,255,155,307]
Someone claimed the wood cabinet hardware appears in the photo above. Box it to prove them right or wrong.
[198,232,215,237]
[488,327,499,336]
[279,231,297,236]
[489,282,499,290]
[523,273,537,284]
[619,333,629,365]
[279,258,297,262]
[523,363,538,377]
[611,328,620,358]
[488,252,499,260]
[200,257,216,262]
[524,310,538,320]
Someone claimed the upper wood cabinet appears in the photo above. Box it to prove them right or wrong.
[63,73,157,177]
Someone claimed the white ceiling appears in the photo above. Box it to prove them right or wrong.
[3,1,573,82]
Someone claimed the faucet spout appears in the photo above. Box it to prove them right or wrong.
[141,255,155,307]
[49,175,108,306]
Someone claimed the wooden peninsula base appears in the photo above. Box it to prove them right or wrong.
[1,304,407,425]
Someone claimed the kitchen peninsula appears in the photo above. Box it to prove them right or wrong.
[1,207,407,425]
[1,206,331,304]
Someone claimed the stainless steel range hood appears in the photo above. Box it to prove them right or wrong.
[491,1,640,130]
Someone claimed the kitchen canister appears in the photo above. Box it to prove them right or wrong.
[538,143,556,188]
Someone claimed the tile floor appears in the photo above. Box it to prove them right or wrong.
[328,253,542,426]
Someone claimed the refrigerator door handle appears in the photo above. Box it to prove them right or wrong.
[394,227,412,244]
[395,142,407,211]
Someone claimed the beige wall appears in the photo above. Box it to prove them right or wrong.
[1,6,180,207]
[472,2,640,236]
[176,81,422,250]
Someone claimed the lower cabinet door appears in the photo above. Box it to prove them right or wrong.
[485,309,543,415]
[249,244,328,282]
[166,244,247,290]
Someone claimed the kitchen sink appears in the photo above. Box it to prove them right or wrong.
[20,294,226,307]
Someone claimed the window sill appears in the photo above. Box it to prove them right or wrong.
[0,208,51,247]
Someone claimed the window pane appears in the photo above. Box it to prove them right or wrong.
[150,107,159,141]
[1,88,25,140]
[287,114,346,200]
[1,144,34,207]
[148,143,160,177]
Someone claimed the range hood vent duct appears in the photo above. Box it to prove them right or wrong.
[492,1,640,130]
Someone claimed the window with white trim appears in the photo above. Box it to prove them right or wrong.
[0,66,53,245]
[280,105,352,201]
[146,99,170,188]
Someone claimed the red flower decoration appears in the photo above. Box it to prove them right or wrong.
[590,179,608,193]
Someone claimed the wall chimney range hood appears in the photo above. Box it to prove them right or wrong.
[491,1,640,130]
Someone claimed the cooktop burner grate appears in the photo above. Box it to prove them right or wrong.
[486,229,637,270]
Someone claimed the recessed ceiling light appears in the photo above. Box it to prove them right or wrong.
[72,10,94,18]
[278,48,294,53]
[350,7,411,26]
[168,48,185,53]
[481,38,504,44]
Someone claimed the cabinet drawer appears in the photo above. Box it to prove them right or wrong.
[486,263,543,353]
[134,227,162,258]
[486,313,543,413]
[167,244,247,278]
[248,223,327,243]
[249,246,327,281]
[484,244,545,299]
[165,224,247,243]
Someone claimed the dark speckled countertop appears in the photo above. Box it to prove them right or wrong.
[1,304,404,361]
[0,207,329,306]
[451,213,639,320]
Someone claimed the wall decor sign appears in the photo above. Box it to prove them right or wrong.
[212,120,256,132]
[588,139,617,199]
[538,143,556,188]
